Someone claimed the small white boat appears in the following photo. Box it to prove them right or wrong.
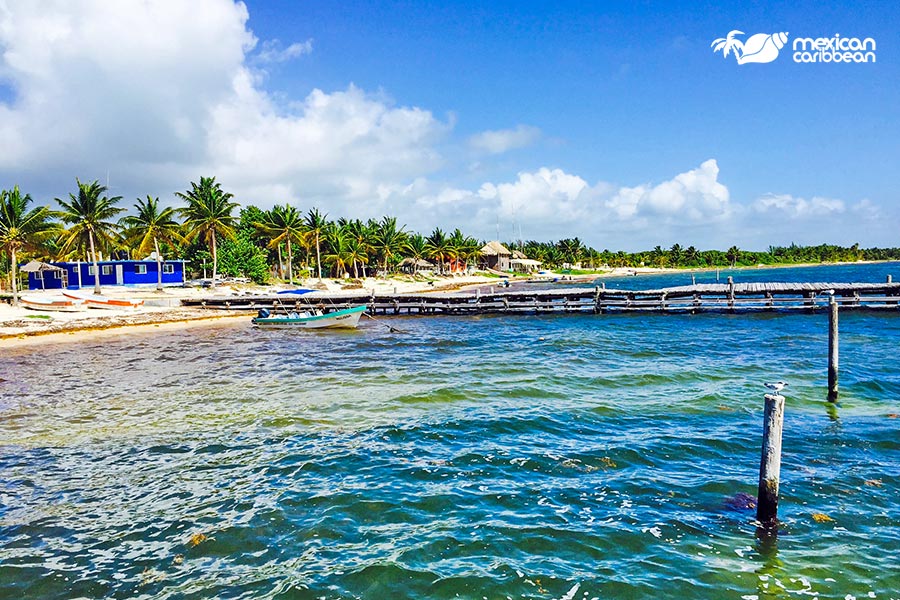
[61,290,144,309]
[20,295,87,312]
[251,305,366,329]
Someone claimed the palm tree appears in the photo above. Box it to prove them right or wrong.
[304,208,328,281]
[176,176,239,288]
[425,227,452,274]
[669,243,683,267]
[56,179,124,295]
[684,245,700,266]
[0,186,59,305]
[726,245,741,267]
[323,223,352,278]
[371,216,406,276]
[711,30,745,61]
[255,204,304,283]
[120,196,183,291]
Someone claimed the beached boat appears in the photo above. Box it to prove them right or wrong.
[61,290,145,309]
[251,305,367,329]
[20,295,87,312]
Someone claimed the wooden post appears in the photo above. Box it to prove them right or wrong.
[727,276,735,309]
[887,275,893,283]
[828,296,839,402]
[691,273,696,285]
[757,392,786,526]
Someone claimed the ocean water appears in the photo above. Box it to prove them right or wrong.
[1,264,899,599]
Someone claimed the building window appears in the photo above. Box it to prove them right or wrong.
[101,265,113,276]
[52,271,63,280]
[88,266,95,276]
[135,264,147,274]
[163,264,175,274]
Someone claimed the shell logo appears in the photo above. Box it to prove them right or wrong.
[711,30,789,65]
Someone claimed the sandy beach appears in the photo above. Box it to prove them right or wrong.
[1,268,650,345]
[0,273,508,345]
[2,263,860,346]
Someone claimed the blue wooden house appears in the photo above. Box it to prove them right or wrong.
[27,260,186,290]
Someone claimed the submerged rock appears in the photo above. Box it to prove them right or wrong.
[725,492,757,511]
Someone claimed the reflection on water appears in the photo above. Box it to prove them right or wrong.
[1,269,899,598]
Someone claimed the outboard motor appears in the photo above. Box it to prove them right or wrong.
[257,308,270,319]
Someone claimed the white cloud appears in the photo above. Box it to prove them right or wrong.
[469,124,541,154]
[751,194,845,218]
[255,38,313,64]
[608,159,730,221]
[0,0,447,211]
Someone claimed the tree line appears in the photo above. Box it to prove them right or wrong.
[3,177,899,305]
[518,240,900,270]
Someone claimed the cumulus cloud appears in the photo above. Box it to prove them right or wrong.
[751,194,845,218]
[0,0,447,210]
[607,159,730,221]
[469,125,541,154]
[255,38,313,64]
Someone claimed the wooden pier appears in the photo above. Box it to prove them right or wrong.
[182,281,900,316]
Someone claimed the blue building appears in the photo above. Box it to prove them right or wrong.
[27,260,186,290]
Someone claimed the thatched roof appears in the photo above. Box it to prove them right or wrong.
[400,258,434,267]
[480,241,511,256]
[20,260,65,272]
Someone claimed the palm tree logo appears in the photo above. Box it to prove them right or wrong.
[712,30,789,65]
[712,30,745,61]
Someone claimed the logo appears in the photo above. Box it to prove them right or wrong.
[792,35,876,63]
[711,30,789,64]
[712,30,877,64]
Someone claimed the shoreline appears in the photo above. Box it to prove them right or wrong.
[2,261,896,347]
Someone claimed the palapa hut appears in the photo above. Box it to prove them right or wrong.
[399,258,435,274]
[479,241,512,272]
[20,260,68,290]
[510,250,542,273]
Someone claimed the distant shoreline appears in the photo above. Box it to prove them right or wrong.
[3,260,897,348]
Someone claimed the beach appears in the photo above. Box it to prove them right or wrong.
[0,269,655,344]
[2,262,892,346]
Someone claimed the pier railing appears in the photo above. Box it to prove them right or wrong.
[182,281,900,315]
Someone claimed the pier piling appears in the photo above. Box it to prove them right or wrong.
[757,392,786,526]
[828,295,839,401]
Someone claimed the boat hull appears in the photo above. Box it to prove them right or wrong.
[252,305,366,329]
[20,296,87,312]
[62,291,144,309]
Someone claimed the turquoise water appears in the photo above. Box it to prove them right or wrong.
[1,264,899,599]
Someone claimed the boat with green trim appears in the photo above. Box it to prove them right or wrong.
[251,305,367,329]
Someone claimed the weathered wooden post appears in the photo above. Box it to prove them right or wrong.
[887,275,893,284]
[691,273,696,285]
[757,392,786,526]
[727,276,735,309]
[828,295,839,402]
[475,288,481,300]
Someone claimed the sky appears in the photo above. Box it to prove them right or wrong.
[0,0,896,251]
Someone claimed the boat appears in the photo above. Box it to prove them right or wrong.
[20,295,87,312]
[251,305,367,329]
[61,290,144,309]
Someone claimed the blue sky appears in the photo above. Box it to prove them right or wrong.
[0,0,896,250]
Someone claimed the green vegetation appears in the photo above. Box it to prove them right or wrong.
[2,178,899,295]
[519,239,900,270]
